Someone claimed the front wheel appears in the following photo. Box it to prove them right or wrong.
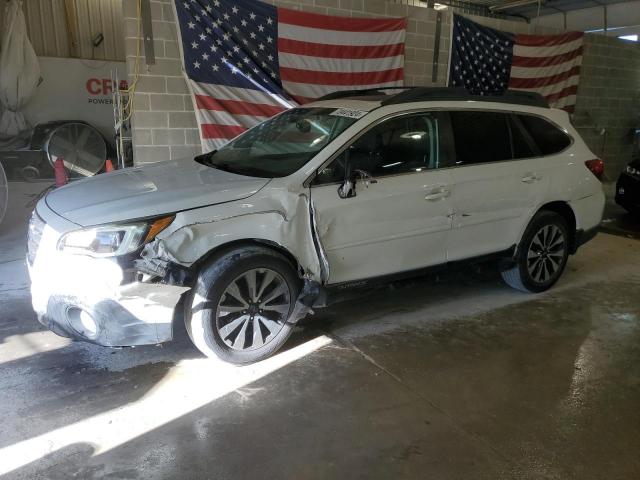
[185,246,301,364]
[501,211,570,293]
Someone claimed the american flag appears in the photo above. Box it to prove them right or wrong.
[448,14,583,112]
[174,0,407,151]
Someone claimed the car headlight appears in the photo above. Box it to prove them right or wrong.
[626,165,640,176]
[58,216,174,257]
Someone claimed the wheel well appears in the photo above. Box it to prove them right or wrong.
[537,201,577,251]
[190,239,304,277]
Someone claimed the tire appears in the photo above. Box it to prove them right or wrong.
[501,211,570,293]
[184,246,301,364]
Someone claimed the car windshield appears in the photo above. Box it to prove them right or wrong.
[197,107,362,178]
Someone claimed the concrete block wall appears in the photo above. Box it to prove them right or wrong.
[123,0,202,164]
[572,35,640,179]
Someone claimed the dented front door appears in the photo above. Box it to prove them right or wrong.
[310,170,454,285]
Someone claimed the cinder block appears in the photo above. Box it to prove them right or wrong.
[150,94,185,111]
[339,0,363,11]
[134,129,153,146]
[133,111,168,128]
[166,77,190,94]
[363,0,386,15]
[133,93,151,111]
[133,146,171,164]
[146,58,184,77]
[169,112,198,128]
[170,145,202,160]
[152,129,186,145]
[164,41,180,59]
[185,129,202,146]
[315,0,339,8]
[152,20,179,42]
[133,76,166,93]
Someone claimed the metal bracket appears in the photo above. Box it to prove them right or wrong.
[141,0,156,66]
[432,11,442,83]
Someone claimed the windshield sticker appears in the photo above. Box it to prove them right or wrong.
[330,108,368,119]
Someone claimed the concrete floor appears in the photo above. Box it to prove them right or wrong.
[1,183,640,480]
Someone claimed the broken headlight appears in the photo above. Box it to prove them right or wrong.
[57,216,174,258]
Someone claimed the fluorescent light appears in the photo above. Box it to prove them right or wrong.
[433,3,448,10]
[619,34,638,42]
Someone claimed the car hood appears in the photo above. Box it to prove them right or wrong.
[45,157,271,226]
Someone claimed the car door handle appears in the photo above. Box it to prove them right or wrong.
[521,173,541,183]
[425,188,451,201]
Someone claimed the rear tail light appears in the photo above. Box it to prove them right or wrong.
[585,158,604,181]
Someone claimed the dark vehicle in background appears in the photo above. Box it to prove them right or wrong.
[616,158,640,215]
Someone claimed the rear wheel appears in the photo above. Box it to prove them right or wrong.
[501,211,570,293]
[185,246,301,364]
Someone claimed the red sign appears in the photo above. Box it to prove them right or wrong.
[86,78,129,96]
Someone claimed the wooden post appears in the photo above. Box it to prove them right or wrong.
[64,0,79,58]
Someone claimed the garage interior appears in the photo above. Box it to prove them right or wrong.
[1,0,639,478]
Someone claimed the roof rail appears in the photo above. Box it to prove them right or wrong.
[314,87,410,102]
[381,87,549,108]
[315,87,549,109]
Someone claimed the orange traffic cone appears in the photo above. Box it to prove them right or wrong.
[54,158,68,187]
[105,159,115,172]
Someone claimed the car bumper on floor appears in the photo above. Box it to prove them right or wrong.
[616,172,640,211]
[28,210,189,347]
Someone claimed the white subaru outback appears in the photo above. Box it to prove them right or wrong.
[28,88,605,364]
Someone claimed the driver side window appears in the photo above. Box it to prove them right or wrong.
[313,112,442,185]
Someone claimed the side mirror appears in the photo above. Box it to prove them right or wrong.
[337,168,377,199]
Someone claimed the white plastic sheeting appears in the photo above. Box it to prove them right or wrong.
[0,0,41,140]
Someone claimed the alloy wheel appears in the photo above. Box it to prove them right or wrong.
[526,224,566,284]
[215,268,291,351]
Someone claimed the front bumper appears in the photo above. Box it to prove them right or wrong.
[616,172,640,211]
[28,203,190,347]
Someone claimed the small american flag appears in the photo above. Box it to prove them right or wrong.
[448,14,583,112]
[174,0,407,151]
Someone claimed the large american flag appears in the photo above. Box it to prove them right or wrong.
[448,14,583,112]
[174,0,407,151]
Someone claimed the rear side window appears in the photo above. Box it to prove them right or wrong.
[517,115,571,155]
[449,111,512,165]
[509,115,540,159]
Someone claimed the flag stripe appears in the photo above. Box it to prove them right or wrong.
[512,47,582,68]
[280,66,404,86]
[278,7,406,32]
[510,56,581,79]
[509,65,581,89]
[278,52,403,74]
[511,75,580,97]
[543,85,579,104]
[196,109,266,129]
[278,37,405,59]
[514,31,583,47]
[278,23,406,46]
[282,79,403,101]
[512,38,583,58]
[201,123,247,140]
[195,95,285,117]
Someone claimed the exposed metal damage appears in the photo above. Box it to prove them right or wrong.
[133,188,329,325]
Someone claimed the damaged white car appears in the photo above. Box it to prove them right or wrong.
[28,87,604,364]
